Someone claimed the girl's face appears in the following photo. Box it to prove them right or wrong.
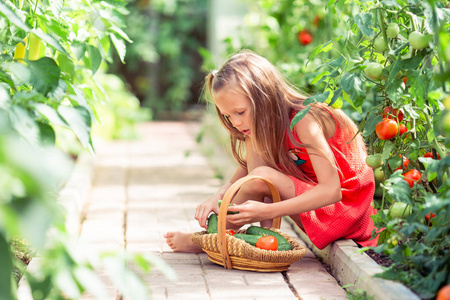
[214,88,253,136]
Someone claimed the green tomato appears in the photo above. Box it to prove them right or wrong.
[390,202,412,219]
[408,31,431,50]
[374,37,387,52]
[374,167,385,182]
[386,23,400,38]
[364,62,383,80]
[366,154,382,169]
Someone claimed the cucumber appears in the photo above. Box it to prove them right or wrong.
[246,226,292,251]
[233,234,260,246]
[207,213,218,234]
[218,200,238,214]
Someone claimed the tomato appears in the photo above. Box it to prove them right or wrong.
[374,37,387,52]
[424,151,441,160]
[226,230,236,235]
[376,118,399,140]
[408,31,431,50]
[374,167,385,182]
[425,212,435,222]
[403,169,421,188]
[399,124,407,136]
[402,77,407,86]
[390,202,412,219]
[364,62,383,80]
[382,107,404,122]
[28,33,41,61]
[436,284,450,300]
[386,23,400,38]
[298,30,313,45]
[256,235,278,251]
[13,37,27,62]
[395,155,409,171]
[366,154,382,169]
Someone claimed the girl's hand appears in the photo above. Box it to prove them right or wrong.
[226,201,271,227]
[195,196,220,229]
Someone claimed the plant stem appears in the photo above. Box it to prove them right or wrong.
[424,111,446,159]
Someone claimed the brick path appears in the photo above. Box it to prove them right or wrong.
[79,121,348,300]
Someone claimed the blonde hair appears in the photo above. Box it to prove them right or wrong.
[204,50,365,183]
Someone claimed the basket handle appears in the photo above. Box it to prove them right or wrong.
[217,175,282,269]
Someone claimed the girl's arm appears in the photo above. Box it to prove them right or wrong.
[268,113,342,218]
[226,113,342,224]
[195,164,248,229]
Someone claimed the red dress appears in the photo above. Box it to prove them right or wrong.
[285,111,379,250]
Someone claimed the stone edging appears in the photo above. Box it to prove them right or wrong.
[284,217,420,300]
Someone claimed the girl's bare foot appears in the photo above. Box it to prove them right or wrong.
[164,232,203,253]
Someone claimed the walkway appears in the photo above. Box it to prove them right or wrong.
[79,121,348,300]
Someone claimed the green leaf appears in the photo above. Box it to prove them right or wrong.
[31,103,68,127]
[386,78,403,102]
[304,91,330,105]
[0,234,16,300]
[340,72,365,107]
[87,45,102,75]
[1,62,32,86]
[354,12,374,37]
[28,57,61,95]
[290,105,312,130]
[58,105,94,153]
[345,42,363,62]
[37,122,55,146]
[382,140,395,160]
[0,2,29,32]
[309,40,334,60]
[381,0,402,7]
[328,88,342,107]
[108,25,132,43]
[9,105,40,147]
[310,71,330,85]
[110,33,126,63]
[363,112,383,137]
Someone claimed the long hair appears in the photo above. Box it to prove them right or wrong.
[204,50,365,183]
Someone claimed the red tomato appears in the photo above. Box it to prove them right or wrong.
[256,235,278,251]
[376,118,399,140]
[424,152,441,160]
[298,30,313,45]
[399,124,407,136]
[226,230,235,235]
[395,155,409,171]
[382,107,404,122]
[403,77,407,86]
[403,169,421,188]
[425,212,435,222]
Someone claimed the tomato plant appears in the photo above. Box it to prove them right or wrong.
[394,155,409,171]
[256,235,278,251]
[390,202,412,219]
[375,118,399,140]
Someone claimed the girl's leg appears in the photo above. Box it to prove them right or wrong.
[225,138,298,228]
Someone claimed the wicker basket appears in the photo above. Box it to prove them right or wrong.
[191,175,307,272]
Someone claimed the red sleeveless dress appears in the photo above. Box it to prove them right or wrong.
[284,111,379,249]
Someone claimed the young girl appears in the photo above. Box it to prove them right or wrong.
[164,50,378,252]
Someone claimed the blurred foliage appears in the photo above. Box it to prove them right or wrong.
[110,0,207,117]
[92,69,151,140]
[0,0,171,298]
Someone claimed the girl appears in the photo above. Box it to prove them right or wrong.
[164,50,378,252]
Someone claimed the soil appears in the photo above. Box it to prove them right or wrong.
[364,249,395,268]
